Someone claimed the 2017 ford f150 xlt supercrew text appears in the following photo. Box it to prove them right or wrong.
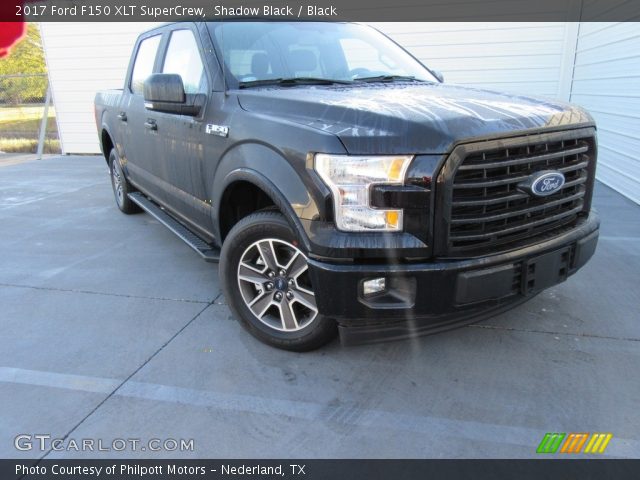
[94,21,599,351]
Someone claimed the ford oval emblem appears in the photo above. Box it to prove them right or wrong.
[519,171,565,197]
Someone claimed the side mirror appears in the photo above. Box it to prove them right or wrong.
[143,74,202,116]
[432,69,444,83]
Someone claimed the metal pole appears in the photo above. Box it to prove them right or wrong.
[36,83,52,160]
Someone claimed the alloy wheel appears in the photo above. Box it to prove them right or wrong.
[237,238,318,332]
[111,160,124,206]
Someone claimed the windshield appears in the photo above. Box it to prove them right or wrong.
[208,22,438,86]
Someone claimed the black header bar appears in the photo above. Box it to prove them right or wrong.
[6,0,640,22]
[5,459,640,480]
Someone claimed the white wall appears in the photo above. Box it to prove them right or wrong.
[40,22,159,154]
[570,22,640,205]
[375,22,573,98]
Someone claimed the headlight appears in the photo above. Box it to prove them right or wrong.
[314,154,413,232]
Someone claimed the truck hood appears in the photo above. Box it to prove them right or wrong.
[237,82,593,154]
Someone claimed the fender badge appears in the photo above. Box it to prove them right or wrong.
[205,124,229,137]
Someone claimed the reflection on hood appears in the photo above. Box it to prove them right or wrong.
[238,82,593,154]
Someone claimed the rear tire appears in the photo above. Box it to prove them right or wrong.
[220,211,337,351]
[109,149,140,214]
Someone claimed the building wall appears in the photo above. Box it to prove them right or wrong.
[570,22,640,204]
[40,22,159,154]
[374,22,573,98]
[41,21,640,203]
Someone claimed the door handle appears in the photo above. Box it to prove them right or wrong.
[144,119,157,131]
[117,112,127,121]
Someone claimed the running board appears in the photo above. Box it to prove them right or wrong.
[128,192,220,263]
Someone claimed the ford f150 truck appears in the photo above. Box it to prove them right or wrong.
[95,21,599,351]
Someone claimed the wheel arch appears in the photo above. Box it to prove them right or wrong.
[211,142,322,251]
[100,127,115,165]
[215,169,313,252]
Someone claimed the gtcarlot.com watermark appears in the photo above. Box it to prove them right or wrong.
[15,434,195,452]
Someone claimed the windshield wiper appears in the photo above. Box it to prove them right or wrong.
[355,75,425,83]
[238,77,353,88]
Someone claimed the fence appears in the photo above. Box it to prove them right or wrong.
[0,73,60,156]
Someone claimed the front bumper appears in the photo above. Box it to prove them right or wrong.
[307,213,599,345]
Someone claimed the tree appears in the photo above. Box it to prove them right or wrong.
[0,23,48,105]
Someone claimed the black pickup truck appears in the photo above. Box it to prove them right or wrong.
[95,21,599,351]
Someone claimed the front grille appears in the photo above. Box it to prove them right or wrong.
[442,129,596,256]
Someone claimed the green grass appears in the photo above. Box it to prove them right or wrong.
[0,105,51,122]
[0,105,60,153]
[0,138,60,154]
[0,116,58,137]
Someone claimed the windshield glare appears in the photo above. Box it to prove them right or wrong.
[209,22,438,85]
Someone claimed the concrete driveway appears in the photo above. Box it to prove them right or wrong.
[1,155,639,459]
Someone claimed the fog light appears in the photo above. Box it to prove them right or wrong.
[363,277,386,296]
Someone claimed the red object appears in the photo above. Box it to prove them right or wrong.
[0,0,26,58]
[0,22,26,57]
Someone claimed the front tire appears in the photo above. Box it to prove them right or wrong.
[220,211,337,351]
[109,149,140,214]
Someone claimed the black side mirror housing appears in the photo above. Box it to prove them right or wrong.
[143,74,203,116]
[144,73,185,103]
